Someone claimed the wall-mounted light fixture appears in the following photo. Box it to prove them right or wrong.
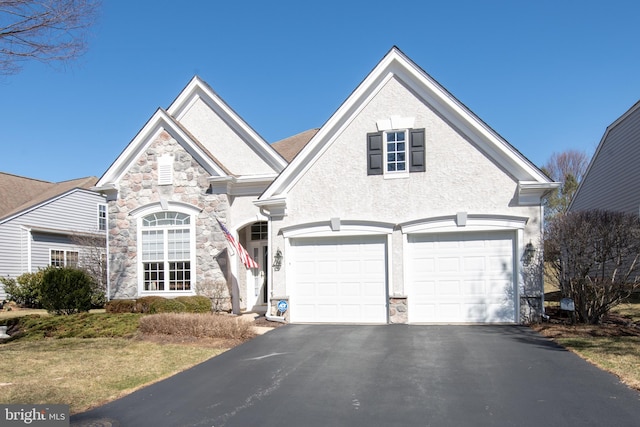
[273,248,283,271]
[523,241,536,265]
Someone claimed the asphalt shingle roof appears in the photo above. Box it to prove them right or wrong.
[0,173,98,222]
[271,128,319,162]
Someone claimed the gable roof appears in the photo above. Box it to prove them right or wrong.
[96,108,230,188]
[569,99,640,213]
[258,46,556,204]
[167,76,288,172]
[0,173,98,222]
[271,128,319,162]
[97,77,289,190]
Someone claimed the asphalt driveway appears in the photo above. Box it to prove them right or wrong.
[72,325,640,426]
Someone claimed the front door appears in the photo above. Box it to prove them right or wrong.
[246,243,268,310]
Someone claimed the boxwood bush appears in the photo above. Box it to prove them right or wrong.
[175,296,212,313]
[104,296,213,314]
[149,298,186,314]
[105,299,137,313]
[135,296,166,313]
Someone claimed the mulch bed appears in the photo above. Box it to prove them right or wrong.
[253,315,286,328]
[532,306,640,338]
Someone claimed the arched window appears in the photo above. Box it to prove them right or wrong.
[141,211,192,291]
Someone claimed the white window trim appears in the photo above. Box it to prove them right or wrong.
[98,203,107,232]
[384,129,408,174]
[382,129,411,179]
[50,249,79,267]
[135,205,198,296]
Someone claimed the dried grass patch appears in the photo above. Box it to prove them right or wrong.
[0,338,224,414]
[138,313,257,340]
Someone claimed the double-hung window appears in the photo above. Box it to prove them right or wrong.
[367,128,425,176]
[98,204,107,231]
[386,131,407,173]
[141,211,192,291]
[50,250,79,267]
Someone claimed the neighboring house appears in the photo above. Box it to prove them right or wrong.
[570,100,640,214]
[95,47,558,324]
[0,173,107,300]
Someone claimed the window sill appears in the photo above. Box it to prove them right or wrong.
[383,173,410,180]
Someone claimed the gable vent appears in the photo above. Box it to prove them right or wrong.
[158,154,174,185]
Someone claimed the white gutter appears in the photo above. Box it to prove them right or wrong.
[263,208,286,323]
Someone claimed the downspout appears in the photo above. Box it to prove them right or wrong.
[540,202,549,321]
[262,208,286,323]
[105,211,111,301]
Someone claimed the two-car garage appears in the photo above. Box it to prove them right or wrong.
[287,230,518,324]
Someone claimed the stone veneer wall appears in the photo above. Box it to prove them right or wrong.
[108,130,230,300]
[389,297,408,324]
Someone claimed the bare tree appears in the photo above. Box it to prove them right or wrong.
[0,0,100,74]
[545,210,640,324]
[541,150,589,220]
[70,232,107,305]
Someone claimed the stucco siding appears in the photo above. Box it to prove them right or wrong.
[571,104,640,214]
[177,98,275,176]
[284,77,523,224]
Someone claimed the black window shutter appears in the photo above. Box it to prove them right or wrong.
[409,128,425,172]
[367,132,383,175]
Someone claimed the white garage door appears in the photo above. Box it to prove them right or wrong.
[289,235,387,323]
[408,231,516,323]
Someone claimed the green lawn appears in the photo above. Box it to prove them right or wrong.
[0,311,252,414]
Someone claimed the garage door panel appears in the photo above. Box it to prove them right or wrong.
[436,280,461,295]
[340,282,361,297]
[297,282,316,297]
[414,280,435,296]
[362,281,383,296]
[290,235,387,323]
[409,231,516,323]
[438,257,460,272]
[464,257,485,272]
[463,280,485,295]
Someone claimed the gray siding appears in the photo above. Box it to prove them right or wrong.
[0,189,106,300]
[571,102,640,214]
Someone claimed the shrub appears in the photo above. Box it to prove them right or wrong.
[135,296,166,313]
[175,296,212,313]
[90,286,107,309]
[149,298,186,314]
[39,267,95,315]
[1,271,44,308]
[105,299,137,313]
[138,313,256,339]
[546,209,640,324]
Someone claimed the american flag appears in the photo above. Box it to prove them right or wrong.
[216,218,259,269]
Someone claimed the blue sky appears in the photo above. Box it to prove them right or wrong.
[2,0,639,182]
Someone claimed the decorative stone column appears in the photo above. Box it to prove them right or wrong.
[389,296,408,324]
[270,296,290,322]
